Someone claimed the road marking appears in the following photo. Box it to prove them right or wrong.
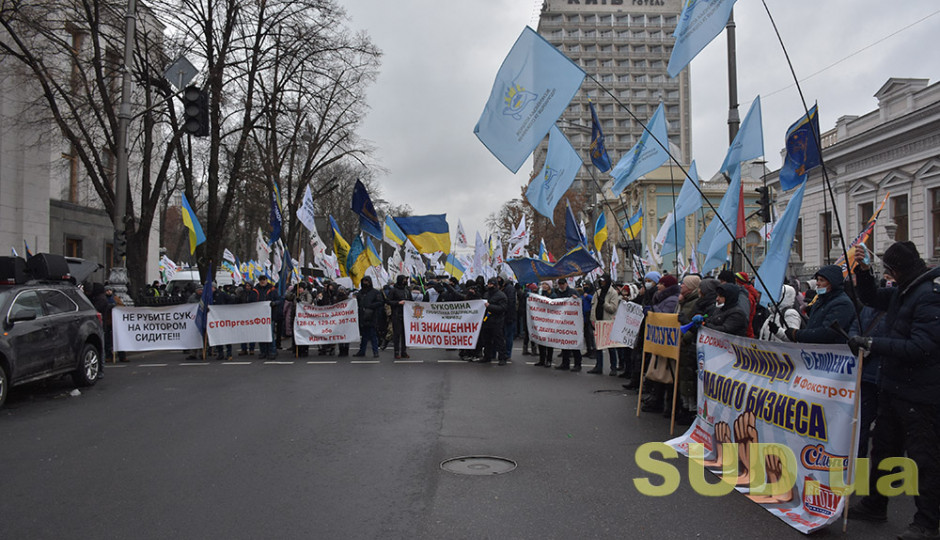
[394,360,423,364]
[351,360,379,364]
[138,363,168,367]
[307,361,337,364]
[223,361,252,365]
[264,361,294,365]
[181,362,210,366]
[437,360,470,363]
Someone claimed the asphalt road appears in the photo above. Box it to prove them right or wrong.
[0,344,915,539]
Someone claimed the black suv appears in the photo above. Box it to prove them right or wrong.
[0,254,104,408]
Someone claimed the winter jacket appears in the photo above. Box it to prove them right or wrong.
[651,284,680,314]
[356,285,384,329]
[793,265,857,344]
[707,283,748,336]
[590,285,621,323]
[758,285,803,342]
[855,265,940,404]
[483,287,508,326]
[386,284,411,320]
[502,283,516,323]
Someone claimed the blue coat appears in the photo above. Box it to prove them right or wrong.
[856,265,940,404]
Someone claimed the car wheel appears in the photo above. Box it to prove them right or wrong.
[0,366,8,408]
[72,343,100,387]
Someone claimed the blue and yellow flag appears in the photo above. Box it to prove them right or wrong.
[593,213,608,253]
[474,27,586,173]
[365,236,382,267]
[384,215,406,247]
[624,205,643,241]
[329,215,350,277]
[347,235,370,287]
[444,253,465,281]
[564,200,585,252]
[23,240,33,259]
[352,180,383,239]
[269,189,282,246]
[393,215,450,255]
[180,194,206,255]
[506,246,600,284]
[779,104,821,191]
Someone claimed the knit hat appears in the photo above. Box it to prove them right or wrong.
[734,271,750,284]
[883,241,924,274]
[527,283,538,292]
[682,275,702,291]
[659,274,678,288]
[644,271,661,283]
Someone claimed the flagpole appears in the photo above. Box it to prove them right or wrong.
[583,164,644,278]
[668,162,681,273]
[588,73,784,314]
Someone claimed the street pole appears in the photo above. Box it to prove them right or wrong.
[110,0,137,305]
[726,9,742,272]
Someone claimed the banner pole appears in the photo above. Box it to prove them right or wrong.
[636,345,648,417]
[670,360,680,436]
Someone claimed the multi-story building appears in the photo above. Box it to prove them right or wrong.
[767,77,940,281]
[535,0,690,205]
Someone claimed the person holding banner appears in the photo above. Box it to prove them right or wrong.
[847,241,940,540]
[553,278,582,372]
[674,275,702,425]
[779,265,857,345]
[238,280,260,357]
[704,283,748,337]
[641,274,681,413]
[353,276,383,358]
[212,284,234,361]
[255,275,280,360]
[533,282,555,368]
[588,274,620,375]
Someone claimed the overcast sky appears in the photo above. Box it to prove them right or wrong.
[340,0,940,240]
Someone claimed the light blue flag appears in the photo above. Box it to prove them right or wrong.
[662,161,702,255]
[525,125,582,224]
[699,168,741,274]
[756,181,806,307]
[719,96,764,178]
[609,102,670,195]
[668,0,738,78]
[474,27,586,173]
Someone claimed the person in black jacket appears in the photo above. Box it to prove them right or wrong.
[705,283,748,336]
[212,284,233,360]
[354,276,384,358]
[481,277,508,365]
[499,276,517,361]
[847,241,940,539]
[781,264,857,344]
[255,275,280,360]
[386,275,412,359]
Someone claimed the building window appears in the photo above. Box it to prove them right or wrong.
[820,212,832,264]
[746,230,763,265]
[891,194,909,242]
[858,201,874,252]
[932,188,940,258]
[66,237,83,258]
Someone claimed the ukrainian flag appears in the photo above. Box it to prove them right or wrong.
[444,253,465,281]
[593,213,608,253]
[329,215,350,277]
[347,235,370,287]
[393,215,450,255]
[365,237,382,267]
[384,215,406,246]
[180,194,206,254]
[624,205,643,241]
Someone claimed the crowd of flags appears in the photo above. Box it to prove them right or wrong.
[161,3,859,303]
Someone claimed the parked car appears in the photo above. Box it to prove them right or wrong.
[0,254,104,408]
[165,268,235,297]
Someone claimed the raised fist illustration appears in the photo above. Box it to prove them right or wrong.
[733,410,758,485]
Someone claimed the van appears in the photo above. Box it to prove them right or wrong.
[165,269,235,296]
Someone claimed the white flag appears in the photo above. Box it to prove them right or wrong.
[610,248,620,283]
[256,227,271,263]
[473,232,486,279]
[297,185,317,234]
[456,219,468,247]
[223,248,237,264]
[493,237,504,266]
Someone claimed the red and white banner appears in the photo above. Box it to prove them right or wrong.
[526,296,583,350]
[404,300,486,349]
[293,299,360,345]
[206,302,273,346]
[594,320,627,350]
[113,304,202,352]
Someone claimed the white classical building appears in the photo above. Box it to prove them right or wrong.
[767,77,940,279]
[1,4,161,285]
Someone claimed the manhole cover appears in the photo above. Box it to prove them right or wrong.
[440,456,517,476]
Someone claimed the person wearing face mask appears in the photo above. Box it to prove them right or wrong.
[353,276,383,358]
[704,283,749,336]
[846,241,940,540]
[782,264,857,344]
[481,277,508,365]
[761,284,803,342]
[589,274,621,374]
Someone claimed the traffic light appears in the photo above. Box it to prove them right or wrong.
[114,230,127,259]
[755,186,772,223]
[181,85,209,137]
